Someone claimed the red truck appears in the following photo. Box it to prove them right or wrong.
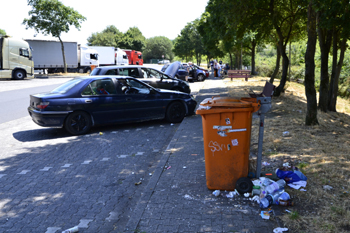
[124,50,143,65]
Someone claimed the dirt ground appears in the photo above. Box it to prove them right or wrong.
[224,77,350,233]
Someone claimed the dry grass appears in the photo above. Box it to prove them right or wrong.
[224,76,350,233]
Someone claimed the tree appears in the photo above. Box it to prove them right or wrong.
[143,36,174,62]
[316,1,333,112]
[0,29,6,36]
[305,1,319,125]
[120,27,146,51]
[173,23,196,62]
[88,26,146,52]
[23,0,86,73]
[327,1,350,112]
[87,25,122,47]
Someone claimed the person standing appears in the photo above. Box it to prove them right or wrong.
[210,59,214,74]
[214,61,218,77]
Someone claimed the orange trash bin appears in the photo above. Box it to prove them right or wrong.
[196,97,260,190]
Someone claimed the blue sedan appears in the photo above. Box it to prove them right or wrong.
[28,76,197,135]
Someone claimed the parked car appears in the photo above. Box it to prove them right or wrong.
[158,59,170,64]
[161,61,189,81]
[189,64,209,81]
[28,76,197,135]
[90,65,191,94]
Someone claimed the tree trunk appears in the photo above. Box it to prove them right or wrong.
[328,29,338,111]
[269,44,281,84]
[235,53,239,69]
[274,34,289,96]
[305,1,319,125]
[288,41,291,81]
[58,36,67,73]
[229,53,233,70]
[251,39,257,75]
[317,11,333,112]
[240,42,243,69]
[328,37,347,111]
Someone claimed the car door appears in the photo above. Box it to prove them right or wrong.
[80,78,127,124]
[177,64,189,80]
[120,78,165,120]
[140,67,174,90]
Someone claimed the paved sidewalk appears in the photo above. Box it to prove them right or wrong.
[124,77,279,233]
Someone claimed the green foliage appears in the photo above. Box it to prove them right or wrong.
[120,27,146,51]
[143,36,174,62]
[289,211,300,220]
[173,20,206,64]
[23,0,86,73]
[87,26,145,51]
[0,28,6,36]
[23,0,86,38]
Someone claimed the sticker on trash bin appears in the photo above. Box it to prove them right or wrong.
[213,125,232,130]
[231,139,239,146]
[227,128,247,133]
[217,131,227,137]
[225,118,231,124]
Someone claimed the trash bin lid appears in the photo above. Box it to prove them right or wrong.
[196,96,260,114]
[200,100,252,108]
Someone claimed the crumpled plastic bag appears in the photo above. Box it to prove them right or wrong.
[276,167,307,183]
[273,227,288,233]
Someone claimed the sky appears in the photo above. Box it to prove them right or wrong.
[1,0,209,46]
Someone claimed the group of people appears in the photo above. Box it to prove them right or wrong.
[209,59,229,77]
[185,62,195,82]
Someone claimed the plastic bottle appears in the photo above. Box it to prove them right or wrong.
[279,199,294,206]
[259,195,273,209]
[265,179,286,194]
[270,189,285,204]
[278,192,290,201]
[212,190,220,197]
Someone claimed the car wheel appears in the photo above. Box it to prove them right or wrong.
[165,101,186,123]
[197,74,205,82]
[64,111,92,135]
[13,70,25,80]
[235,177,253,194]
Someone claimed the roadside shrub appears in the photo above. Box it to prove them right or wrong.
[255,64,278,77]
[289,65,305,82]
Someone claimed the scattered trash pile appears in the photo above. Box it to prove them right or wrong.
[212,163,307,221]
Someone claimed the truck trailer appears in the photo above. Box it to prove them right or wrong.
[87,46,128,66]
[0,36,34,79]
[87,46,115,66]
[25,39,98,73]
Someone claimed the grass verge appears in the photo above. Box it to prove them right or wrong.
[224,76,350,233]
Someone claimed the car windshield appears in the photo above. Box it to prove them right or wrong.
[50,78,84,94]
[90,68,102,75]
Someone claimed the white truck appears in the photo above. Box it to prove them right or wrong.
[87,46,115,66]
[25,39,98,73]
[87,46,128,66]
[115,48,128,65]
[0,36,34,79]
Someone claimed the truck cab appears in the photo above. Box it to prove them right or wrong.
[124,49,143,65]
[78,46,99,73]
[0,36,34,79]
[115,48,128,65]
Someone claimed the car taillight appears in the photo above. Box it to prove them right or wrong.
[36,102,49,109]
